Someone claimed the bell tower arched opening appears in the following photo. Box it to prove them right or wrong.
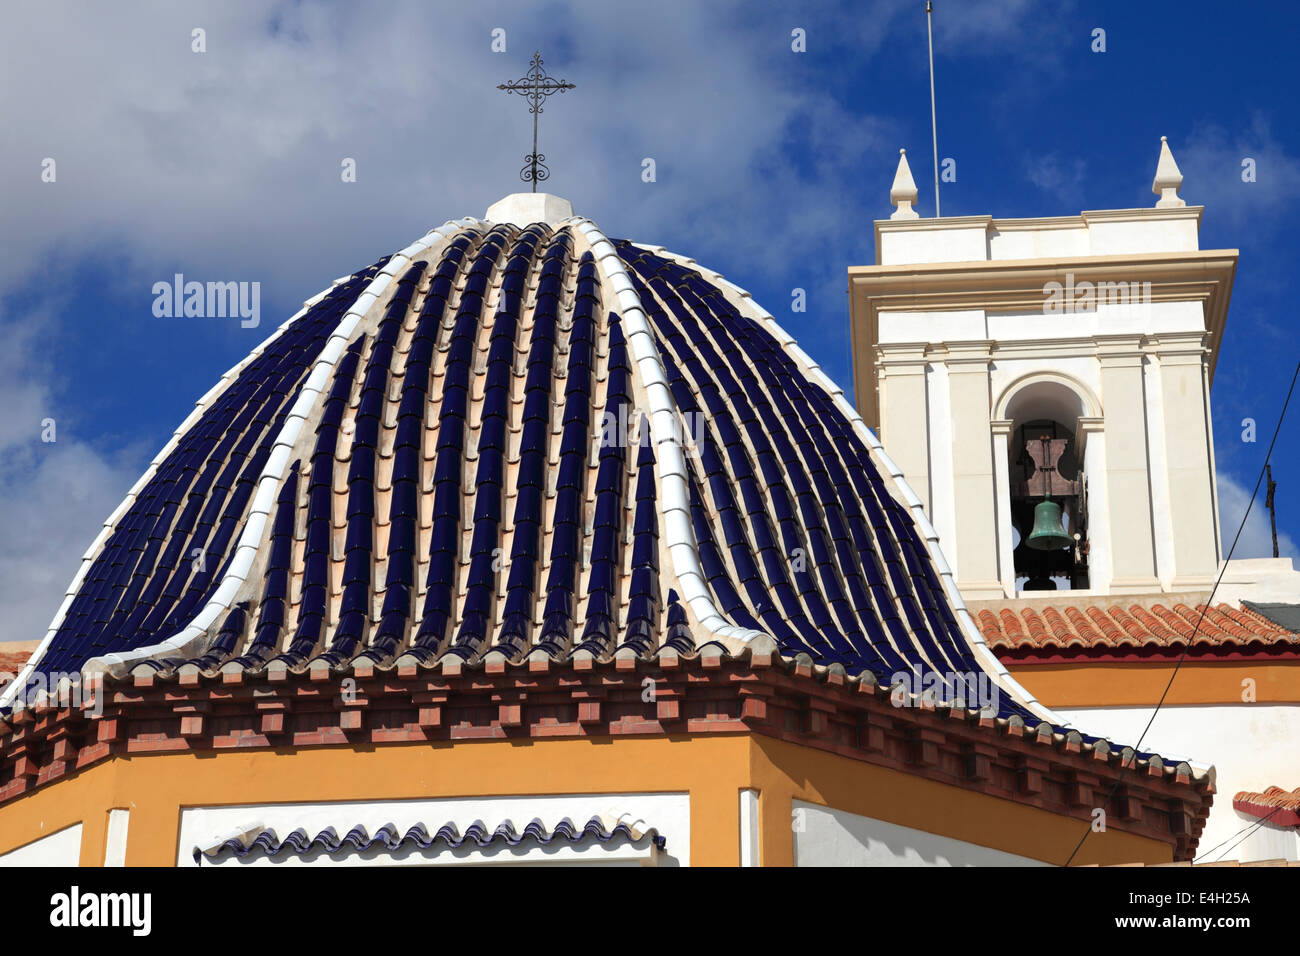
[1009,420,1086,590]
[998,376,1098,594]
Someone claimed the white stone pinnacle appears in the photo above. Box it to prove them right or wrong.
[890,149,920,220]
[1152,135,1186,208]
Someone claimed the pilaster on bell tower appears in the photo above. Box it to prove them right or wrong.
[849,138,1238,601]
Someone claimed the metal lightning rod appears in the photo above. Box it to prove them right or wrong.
[926,1,940,217]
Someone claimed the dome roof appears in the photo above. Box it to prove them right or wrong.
[5,196,1064,730]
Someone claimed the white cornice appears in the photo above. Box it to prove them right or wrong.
[1082,205,1203,226]
[875,206,1205,233]
[849,249,1238,429]
[874,214,994,232]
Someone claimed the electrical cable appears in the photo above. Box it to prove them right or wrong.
[1063,357,1300,865]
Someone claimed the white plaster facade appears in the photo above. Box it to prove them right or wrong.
[791,799,1047,866]
[104,808,130,867]
[1056,704,1300,863]
[1217,557,1300,605]
[0,823,83,866]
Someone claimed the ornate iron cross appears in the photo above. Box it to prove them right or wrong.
[497,51,575,191]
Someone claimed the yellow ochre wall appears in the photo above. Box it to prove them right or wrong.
[1007,661,1300,707]
[0,734,1170,867]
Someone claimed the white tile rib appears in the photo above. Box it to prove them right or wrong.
[630,262,876,663]
[633,243,1070,729]
[575,221,766,648]
[30,219,480,688]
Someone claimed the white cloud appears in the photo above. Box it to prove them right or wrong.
[0,310,146,644]
[1216,470,1298,562]
[1175,113,1300,229]
[0,441,144,644]
[0,0,1089,297]
[0,2,872,293]
[0,0,1106,647]
[1026,151,1088,204]
[0,1,910,645]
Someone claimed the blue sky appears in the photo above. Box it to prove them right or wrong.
[2,0,1298,641]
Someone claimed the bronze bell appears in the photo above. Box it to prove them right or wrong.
[1026,499,1071,551]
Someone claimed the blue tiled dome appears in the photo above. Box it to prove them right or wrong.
[6,206,1068,729]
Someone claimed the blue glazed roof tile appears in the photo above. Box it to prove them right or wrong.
[198,815,664,864]
[7,218,1178,770]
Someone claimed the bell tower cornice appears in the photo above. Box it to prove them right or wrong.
[856,138,1232,601]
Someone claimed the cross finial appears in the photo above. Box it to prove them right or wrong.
[497,51,576,192]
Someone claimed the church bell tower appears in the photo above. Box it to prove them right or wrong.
[850,141,1238,601]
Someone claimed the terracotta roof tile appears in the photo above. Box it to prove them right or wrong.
[1064,605,1101,645]
[1131,605,1175,644]
[1241,600,1300,631]
[0,651,31,686]
[1232,786,1300,828]
[983,601,1300,659]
